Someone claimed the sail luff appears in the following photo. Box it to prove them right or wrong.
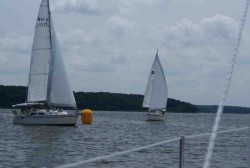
[46,0,53,104]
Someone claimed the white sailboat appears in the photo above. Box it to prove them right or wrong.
[12,0,78,126]
[142,50,168,121]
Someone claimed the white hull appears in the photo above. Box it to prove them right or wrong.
[146,112,165,121]
[13,115,78,126]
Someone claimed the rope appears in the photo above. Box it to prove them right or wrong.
[186,127,249,139]
[55,127,249,168]
[203,1,250,168]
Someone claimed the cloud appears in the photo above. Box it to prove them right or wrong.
[55,14,134,70]
[109,16,134,29]
[165,14,238,48]
[157,14,249,105]
[51,0,163,15]
[0,33,32,53]
[53,26,131,80]
[51,0,112,15]
[162,14,238,77]
[0,33,31,84]
[107,16,135,38]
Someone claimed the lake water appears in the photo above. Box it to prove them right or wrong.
[0,109,249,168]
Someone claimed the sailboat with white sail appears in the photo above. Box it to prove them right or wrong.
[12,0,78,126]
[142,50,168,121]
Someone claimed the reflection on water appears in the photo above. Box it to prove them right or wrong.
[0,109,249,167]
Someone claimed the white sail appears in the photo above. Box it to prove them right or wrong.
[27,0,76,108]
[27,0,51,102]
[142,50,168,111]
[48,18,77,108]
[142,64,154,108]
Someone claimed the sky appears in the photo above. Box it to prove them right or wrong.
[0,0,249,107]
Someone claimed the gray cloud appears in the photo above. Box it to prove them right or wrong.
[51,0,163,15]
[0,33,32,54]
[0,33,31,85]
[164,15,238,48]
[107,16,135,39]
[162,15,238,78]
[51,0,114,15]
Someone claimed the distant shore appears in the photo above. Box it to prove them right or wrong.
[0,85,249,113]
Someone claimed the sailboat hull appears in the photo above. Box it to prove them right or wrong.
[146,112,165,121]
[13,115,78,126]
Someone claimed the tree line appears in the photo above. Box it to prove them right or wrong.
[0,85,197,112]
[2,85,249,113]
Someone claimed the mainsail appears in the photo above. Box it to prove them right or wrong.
[27,0,50,102]
[27,0,76,108]
[142,50,168,111]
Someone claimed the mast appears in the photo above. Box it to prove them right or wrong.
[46,0,53,105]
[148,50,158,112]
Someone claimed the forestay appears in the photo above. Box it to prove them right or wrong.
[142,51,168,111]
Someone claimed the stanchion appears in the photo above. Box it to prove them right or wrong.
[179,136,185,168]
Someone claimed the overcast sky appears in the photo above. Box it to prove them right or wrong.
[0,0,249,107]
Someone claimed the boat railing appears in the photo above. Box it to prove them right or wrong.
[56,126,249,168]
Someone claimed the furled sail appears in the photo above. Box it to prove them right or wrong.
[27,0,76,108]
[142,50,168,111]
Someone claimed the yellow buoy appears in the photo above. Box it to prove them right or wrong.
[81,109,93,124]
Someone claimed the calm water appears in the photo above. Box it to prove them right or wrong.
[0,109,249,168]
